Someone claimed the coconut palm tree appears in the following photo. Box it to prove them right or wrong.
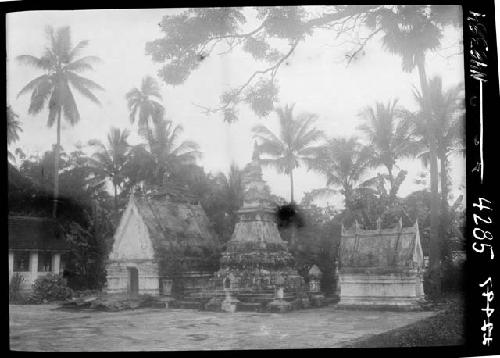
[7,106,22,162]
[16,26,103,217]
[413,77,465,254]
[148,118,201,185]
[87,127,131,215]
[366,5,460,296]
[252,104,325,203]
[126,76,164,146]
[358,99,416,197]
[413,77,464,214]
[313,137,372,211]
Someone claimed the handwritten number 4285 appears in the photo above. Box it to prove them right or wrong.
[473,198,494,259]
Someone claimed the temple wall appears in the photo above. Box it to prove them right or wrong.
[105,260,160,296]
[339,271,424,307]
[108,205,155,261]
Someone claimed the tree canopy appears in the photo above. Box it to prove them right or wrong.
[146,5,461,122]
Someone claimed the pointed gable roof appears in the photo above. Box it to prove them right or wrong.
[121,190,218,253]
[340,219,423,271]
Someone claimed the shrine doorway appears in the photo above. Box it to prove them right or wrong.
[128,267,139,296]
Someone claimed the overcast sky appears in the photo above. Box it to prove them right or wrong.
[6,7,466,207]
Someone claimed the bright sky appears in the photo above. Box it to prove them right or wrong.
[6,7,466,208]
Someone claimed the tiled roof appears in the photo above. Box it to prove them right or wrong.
[8,216,69,251]
[340,221,423,269]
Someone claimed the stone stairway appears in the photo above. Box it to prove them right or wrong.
[168,288,311,312]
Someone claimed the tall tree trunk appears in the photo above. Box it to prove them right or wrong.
[387,164,394,198]
[417,58,442,298]
[289,169,296,247]
[52,110,62,218]
[113,182,118,219]
[439,154,450,262]
[440,154,449,216]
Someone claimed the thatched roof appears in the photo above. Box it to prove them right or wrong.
[130,191,218,252]
[339,220,423,272]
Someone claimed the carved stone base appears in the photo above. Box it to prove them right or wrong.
[221,295,240,313]
[267,299,292,313]
[339,272,424,310]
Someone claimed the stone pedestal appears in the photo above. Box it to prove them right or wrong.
[221,291,240,313]
[267,299,292,312]
[309,293,325,307]
[338,271,424,309]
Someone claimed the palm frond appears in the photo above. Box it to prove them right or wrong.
[66,72,102,104]
[69,40,89,61]
[17,74,51,98]
[28,78,54,115]
[16,55,47,70]
[60,81,81,125]
[64,56,100,73]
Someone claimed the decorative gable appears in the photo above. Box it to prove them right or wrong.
[109,200,155,261]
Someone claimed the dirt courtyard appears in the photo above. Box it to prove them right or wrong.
[10,304,437,351]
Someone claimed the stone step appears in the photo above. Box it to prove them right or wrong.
[237,302,264,312]
[170,300,202,310]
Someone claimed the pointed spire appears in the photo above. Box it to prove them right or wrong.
[252,140,260,161]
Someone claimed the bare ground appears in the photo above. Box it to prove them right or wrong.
[10,304,438,351]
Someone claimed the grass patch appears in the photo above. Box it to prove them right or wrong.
[345,295,464,348]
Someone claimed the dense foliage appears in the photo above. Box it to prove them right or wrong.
[29,273,73,303]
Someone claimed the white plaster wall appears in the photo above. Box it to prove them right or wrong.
[106,260,160,296]
[109,205,155,261]
[9,251,64,292]
[339,272,424,306]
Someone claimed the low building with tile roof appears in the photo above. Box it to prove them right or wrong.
[9,216,70,291]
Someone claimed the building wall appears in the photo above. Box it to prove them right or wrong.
[109,203,155,261]
[106,202,160,295]
[9,251,62,291]
[105,260,160,296]
[339,271,424,307]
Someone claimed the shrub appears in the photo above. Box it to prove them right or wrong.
[441,260,464,292]
[9,273,26,304]
[29,273,73,303]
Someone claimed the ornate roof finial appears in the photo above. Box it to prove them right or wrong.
[252,141,260,161]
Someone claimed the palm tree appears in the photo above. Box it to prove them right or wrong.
[413,77,464,210]
[313,137,372,211]
[413,77,465,249]
[216,163,244,210]
[148,118,201,185]
[126,76,164,146]
[358,99,416,197]
[16,26,103,217]
[367,5,460,296]
[88,127,131,215]
[212,163,245,242]
[7,106,22,163]
[252,104,325,203]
